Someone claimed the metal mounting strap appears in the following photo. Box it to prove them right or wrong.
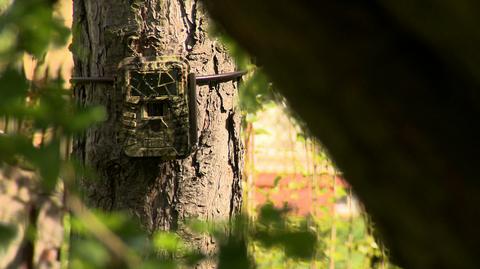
[70,70,247,85]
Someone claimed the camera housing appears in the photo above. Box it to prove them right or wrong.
[119,56,197,159]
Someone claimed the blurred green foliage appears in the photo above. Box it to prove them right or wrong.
[0,1,400,268]
[0,223,16,246]
[66,203,317,269]
[0,0,69,58]
[0,0,105,261]
[250,172,399,269]
[0,0,105,192]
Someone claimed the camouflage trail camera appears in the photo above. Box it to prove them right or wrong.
[119,56,198,159]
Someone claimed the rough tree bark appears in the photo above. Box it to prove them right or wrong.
[71,0,242,259]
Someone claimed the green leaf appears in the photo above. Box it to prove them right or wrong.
[70,238,110,268]
[153,232,184,253]
[218,239,255,269]
[257,203,289,228]
[0,223,17,246]
[64,106,107,134]
[25,139,61,192]
[187,219,212,235]
[0,67,29,113]
[273,176,282,188]
[281,230,317,259]
[253,127,270,136]
[1,0,69,57]
[239,70,272,114]
[0,134,35,163]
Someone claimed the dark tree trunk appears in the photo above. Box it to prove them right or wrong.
[71,0,243,260]
[203,1,480,269]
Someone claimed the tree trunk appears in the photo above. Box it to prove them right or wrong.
[203,1,480,269]
[71,0,243,259]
